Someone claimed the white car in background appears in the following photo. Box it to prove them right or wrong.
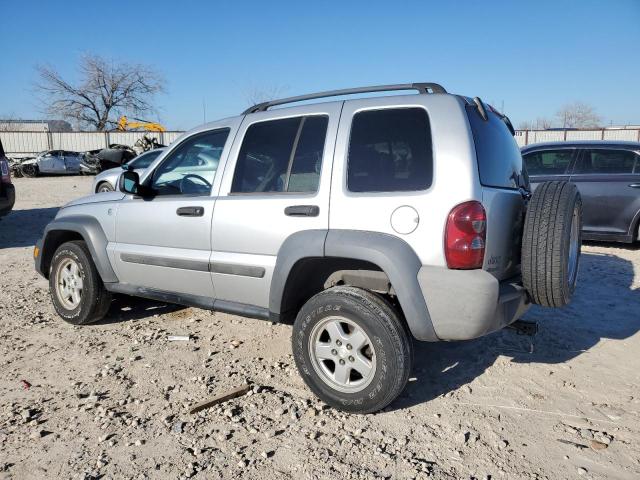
[92,148,165,193]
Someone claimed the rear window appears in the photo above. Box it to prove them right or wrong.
[347,108,432,192]
[466,106,523,189]
[523,149,574,175]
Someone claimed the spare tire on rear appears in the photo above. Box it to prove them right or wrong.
[521,181,582,307]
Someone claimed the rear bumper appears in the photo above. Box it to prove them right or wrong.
[418,266,530,341]
[0,184,15,217]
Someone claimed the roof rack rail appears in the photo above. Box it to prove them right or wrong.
[242,82,447,114]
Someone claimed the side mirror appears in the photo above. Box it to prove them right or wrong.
[119,170,140,194]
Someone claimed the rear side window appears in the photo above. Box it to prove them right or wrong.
[574,149,638,174]
[466,106,523,189]
[231,116,328,194]
[347,108,432,192]
[523,150,574,175]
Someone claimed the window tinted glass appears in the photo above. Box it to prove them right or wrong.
[347,108,432,192]
[287,116,328,193]
[574,149,637,174]
[466,106,523,189]
[523,150,573,175]
[129,150,162,170]
[151,129,229,196]
[231,116,327,194]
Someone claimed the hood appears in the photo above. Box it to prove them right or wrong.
[63,191,125,208]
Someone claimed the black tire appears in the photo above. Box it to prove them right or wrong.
[21,163,39,178]
[292,286,413,414]
[96,182,114,193]
[521,181,582,307]
[49,240,112,325]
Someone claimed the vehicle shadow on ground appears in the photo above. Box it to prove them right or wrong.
[94,295,186,325]
[0,207,59,249]
[394,250,640,410]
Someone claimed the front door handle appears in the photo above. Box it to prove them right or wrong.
[629,183,640,188]
[176,206,204,217]
[284,205,319,217]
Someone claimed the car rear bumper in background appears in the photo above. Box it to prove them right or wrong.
[418,266,530,341]
[0,184,15,217]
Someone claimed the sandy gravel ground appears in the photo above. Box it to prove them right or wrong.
[1,176,639,480]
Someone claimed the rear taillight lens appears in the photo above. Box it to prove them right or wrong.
[0,159,10,184]
[445,201,486,269]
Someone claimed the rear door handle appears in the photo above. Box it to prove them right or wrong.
[284,205,319,217]
[176,206,204,217]
[629,183,640,188]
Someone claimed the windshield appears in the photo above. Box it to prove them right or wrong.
[127,150,163,170]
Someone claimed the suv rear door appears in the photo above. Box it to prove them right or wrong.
[211,103,340,309]
[570,147,640,239]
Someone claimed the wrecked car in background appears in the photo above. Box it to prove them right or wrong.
[10,150,85,177]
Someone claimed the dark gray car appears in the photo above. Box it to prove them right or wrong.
[522,141,640,243]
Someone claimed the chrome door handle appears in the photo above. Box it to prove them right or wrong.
[629,183,640,188]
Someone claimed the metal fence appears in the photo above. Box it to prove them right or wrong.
[2,128,639,157]
[513,129,640,147]
[0,131,184,157]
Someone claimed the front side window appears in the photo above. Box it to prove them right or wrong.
[347,108,432,192]
[150,129,229,196]
[573,149,638,175]
[231,116,328,194]
[523,150,573,176]
[128,149,163,170]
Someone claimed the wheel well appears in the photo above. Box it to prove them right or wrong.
[95,181,110,193]
[278,257,397,324]
[41,230,84,278]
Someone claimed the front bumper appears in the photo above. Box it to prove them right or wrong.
[418,266,530,341]
[0,184,15,217]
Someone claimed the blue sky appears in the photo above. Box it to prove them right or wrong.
[1,0,639,130]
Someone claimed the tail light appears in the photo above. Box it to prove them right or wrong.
[445,201,486,269]
[0,159,11,184]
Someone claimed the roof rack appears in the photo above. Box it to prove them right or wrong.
[242,82,447,114]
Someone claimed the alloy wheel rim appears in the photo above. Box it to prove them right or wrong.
[308,316,376,393]
[55,258,84,310]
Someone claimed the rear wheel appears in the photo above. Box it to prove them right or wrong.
[292,286,412,413]
[49,241,112,325]
[521,181,582,307]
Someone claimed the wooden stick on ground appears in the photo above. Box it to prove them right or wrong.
[189,384,251,414]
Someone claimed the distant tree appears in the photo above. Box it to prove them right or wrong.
[556,102,601,128]
[517,120,534,130]
[535,117,552,129]
[35,54,165,131]
[245,84,290,107]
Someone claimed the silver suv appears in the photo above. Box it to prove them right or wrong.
[35,83,582,413]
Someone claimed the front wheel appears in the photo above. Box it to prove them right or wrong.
[292,286,412,413]
[96,182,114,193]
[49,240,112,325]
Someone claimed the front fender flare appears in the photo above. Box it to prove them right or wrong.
[39,215,118,283]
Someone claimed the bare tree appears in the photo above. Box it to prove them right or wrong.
[556,102,601,128]
[245,84,290,107]
[517,120,534,130]
[35,55,165,131]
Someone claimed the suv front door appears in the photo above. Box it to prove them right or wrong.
[211,104,339,309]
[111,123,237,298]
[570,147,640,239]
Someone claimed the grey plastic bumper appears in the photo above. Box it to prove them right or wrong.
[418,266,530,341]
